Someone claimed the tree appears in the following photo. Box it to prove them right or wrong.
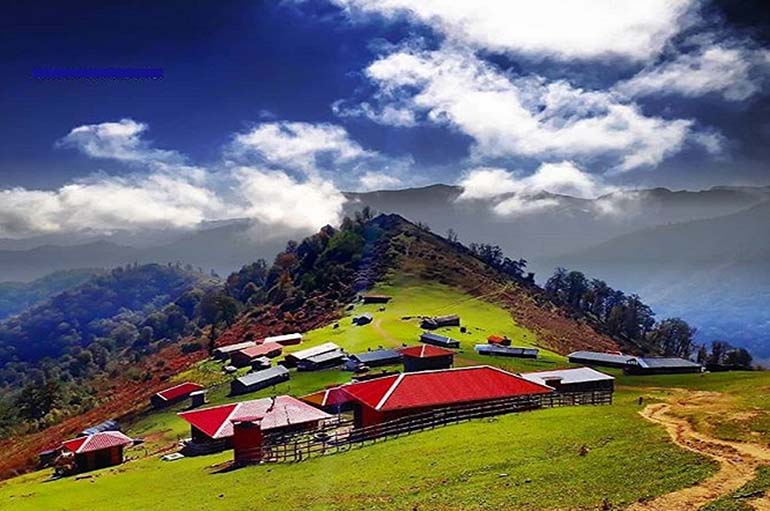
[16,378,61,421]
[647,318,696,357]
[217,296,239,327]
[446,228,459,243]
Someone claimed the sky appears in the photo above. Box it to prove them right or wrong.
[1,0,769,237]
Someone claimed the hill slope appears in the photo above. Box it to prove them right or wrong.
[0,269,102,320]
[547,201,770,357]
[217,214,621,356]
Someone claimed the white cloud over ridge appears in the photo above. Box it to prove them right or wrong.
[235,167,346,230]
[358,171,402,191]
[0,174,224,236]
[332,0,696,61]
[459,162,616,201]
[457,161,618,216]
[0,119,365,237]
[355,47,702,172]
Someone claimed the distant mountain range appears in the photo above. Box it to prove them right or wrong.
[0,183,768,355]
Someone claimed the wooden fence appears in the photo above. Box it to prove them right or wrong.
[255,390,612,464]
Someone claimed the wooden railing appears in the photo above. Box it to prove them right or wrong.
[257,390,612,464]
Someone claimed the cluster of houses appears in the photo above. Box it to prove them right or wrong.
[44,300,707,475]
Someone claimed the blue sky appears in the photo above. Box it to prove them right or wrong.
[1,0,769,236]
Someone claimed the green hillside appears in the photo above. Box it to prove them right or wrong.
[0,278,724,510]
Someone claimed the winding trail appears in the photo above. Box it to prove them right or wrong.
[628,390,770,511]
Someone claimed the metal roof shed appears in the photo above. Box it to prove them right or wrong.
[420,332,460,349]
[626,357,703,375]
[80,419,121,437]
[297,349,347,371]
[263,333,303,346]
[230,366,290,396]
[475,344,539,359]
[283,342,341,367]
[520,367,614,393]
[350,348,402,367]
[567,351,635,368]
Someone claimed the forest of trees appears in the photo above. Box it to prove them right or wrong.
[0,264,221,436]
[0,211,385,437]
[544,267,752,368]
[467,242,534,283]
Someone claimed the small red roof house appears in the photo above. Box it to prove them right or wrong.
[400,344,455,372]
[230,342,283,368]
[151,382,205,408]
[300,386,353,413]
[487,335,511,346]
[178,396,331,447]
[340,366,553,427]
[60,431,133,474]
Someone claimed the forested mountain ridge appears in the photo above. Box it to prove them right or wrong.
[0,264,219,439]
[0,269,102,320]
[215,213,625,356]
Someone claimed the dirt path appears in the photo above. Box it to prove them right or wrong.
[627,390,770,511]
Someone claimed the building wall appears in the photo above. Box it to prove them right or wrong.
[74,446,123,473]
[552,380,614,393]
[403,355,453,372]
[567,356,629,369]
[625,366,701,375]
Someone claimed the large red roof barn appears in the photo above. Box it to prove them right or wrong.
[340,366,553,427]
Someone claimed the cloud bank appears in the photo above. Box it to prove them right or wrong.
[0,120,360,237]
[349,47,702,172]
[332,0,696,61]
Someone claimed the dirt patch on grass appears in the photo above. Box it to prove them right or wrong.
[629,390,770,511]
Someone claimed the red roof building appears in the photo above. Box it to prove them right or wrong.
[231,342,283,368]
[340,366,553,427]
[178,396,331,444]
[151,382,205,408]
[487,335,511,346]
[400,344,455,372]
[60,431,133,474]
[300,386,353,412]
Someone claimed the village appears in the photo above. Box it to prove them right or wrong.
[41,292,704,477]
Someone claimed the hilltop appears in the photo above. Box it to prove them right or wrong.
[216,213,621,355]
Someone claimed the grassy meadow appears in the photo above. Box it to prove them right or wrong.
[4,277,766,510]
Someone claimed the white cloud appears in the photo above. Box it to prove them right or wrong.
[360,47,700,172]
[617,45,770,101]
[333,100,417,127]
[0,174,225,237]
[459,161,616,200]
[58,119,183,164]
[493,196,560,216]
[230,121,374,175]
[229,121,413,191]
[235,167,346,230]
[458,161,619,216]
[332,0,697,61]
[358,171,403,191]
[0,119,364,237]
